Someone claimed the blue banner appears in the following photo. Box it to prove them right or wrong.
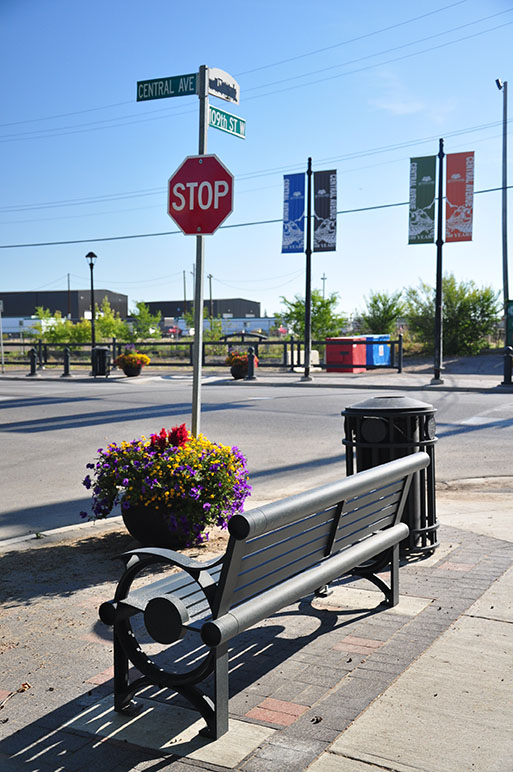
[282,173,305,253]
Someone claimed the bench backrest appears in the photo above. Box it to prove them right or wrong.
[213,453,429,618]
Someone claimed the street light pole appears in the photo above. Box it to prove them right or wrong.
[85,251,97,371]
[496,79,510,384]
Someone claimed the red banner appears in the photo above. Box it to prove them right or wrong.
[445,152,474,242]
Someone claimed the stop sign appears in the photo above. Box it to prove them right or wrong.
[168,154,233,235]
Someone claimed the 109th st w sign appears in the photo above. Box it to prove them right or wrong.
[167,155,233,235]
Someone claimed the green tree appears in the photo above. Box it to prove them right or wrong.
[279,290,346,340]
[359,290,405,335]
[128,302,161,341]
[68,318,91,344]
[32,307,67,343]
[404,274,500,355]
[96,297,129,341]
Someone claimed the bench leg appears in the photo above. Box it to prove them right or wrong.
[113,629,132,712]
[199,644,229,740]
[390,543,399,607]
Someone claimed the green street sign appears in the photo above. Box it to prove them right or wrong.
[136,73,197,101]
[208,105,246,140]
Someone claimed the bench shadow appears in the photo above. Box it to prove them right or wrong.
[0,585,388,769]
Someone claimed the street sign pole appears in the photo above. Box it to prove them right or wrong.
[302,157,313,382]
[192,65,209,437]
[432,138,445,384]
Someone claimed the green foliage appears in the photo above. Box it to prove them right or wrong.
[96,297,129,341]
[404,274,500,355]
[68,318,91,344]
[128,302,161,341]
[360,291,405,335]
[279,290,346,340]
[32,307,68,343]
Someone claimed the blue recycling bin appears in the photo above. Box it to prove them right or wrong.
[366,335,391,367]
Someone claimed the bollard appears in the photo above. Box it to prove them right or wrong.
[289,336,295,372]
[26,348,39,377]
[397,333,403,373]
[61,347,72,378]
[37,339,44,370]
[245,347,257,380]
[502,346,512,386]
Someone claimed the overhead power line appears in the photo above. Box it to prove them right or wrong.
[1,8,510,143]
[1,185,510,250]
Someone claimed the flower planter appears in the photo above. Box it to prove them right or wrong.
[122,505,195,549]
[81,423,251,547]
[122,364,142,377]
[230,364,247,380]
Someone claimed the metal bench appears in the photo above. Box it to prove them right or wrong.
[99,451,430,740]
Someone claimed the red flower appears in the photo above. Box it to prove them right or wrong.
[169,423,189,447]
[149,424,189,451]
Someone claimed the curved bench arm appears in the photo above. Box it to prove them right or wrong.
[118,546,225,577]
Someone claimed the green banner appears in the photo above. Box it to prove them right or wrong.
[409,156,436,244]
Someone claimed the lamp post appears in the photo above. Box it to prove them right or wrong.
[496,79,510,384]
[85,251,97,371]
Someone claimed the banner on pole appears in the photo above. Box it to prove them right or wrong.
[282,173,305,253]
[408,156,436,244]
[445,152,474,242]
[313,170,337,252]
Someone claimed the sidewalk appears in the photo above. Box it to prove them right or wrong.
[1,362,512,393]
[1,485,512,771]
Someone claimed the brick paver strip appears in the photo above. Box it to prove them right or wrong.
[245,706,299,726]
[255,697,309,717]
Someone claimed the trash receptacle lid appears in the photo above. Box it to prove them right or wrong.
[342,395,436,414]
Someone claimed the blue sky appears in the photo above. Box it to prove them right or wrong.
[1,0,511,320]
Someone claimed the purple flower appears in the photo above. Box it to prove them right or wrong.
[79,510,88,519]
[82,475,92,490]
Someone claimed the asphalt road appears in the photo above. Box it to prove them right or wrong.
[1,375,512,540]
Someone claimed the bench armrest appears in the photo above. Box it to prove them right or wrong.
[118,546,225,576]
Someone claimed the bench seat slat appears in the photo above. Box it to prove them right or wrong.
[119,564,223,621]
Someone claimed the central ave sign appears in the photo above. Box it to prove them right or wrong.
[168,155,233,235]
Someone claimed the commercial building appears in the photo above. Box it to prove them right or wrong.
[0,290,128,320]
[145,298,261,319]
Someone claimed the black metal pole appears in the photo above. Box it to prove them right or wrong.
[433,139,445,383]
[302,157,313,381]
[87,260,96,349]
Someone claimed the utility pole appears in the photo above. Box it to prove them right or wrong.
[67,273,71,318]
[183,269,187,315]
[207,273,214,325]
[321,273,327,299]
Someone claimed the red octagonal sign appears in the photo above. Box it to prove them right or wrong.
[168,154,233,235]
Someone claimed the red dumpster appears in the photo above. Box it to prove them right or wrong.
[325,337,367,373]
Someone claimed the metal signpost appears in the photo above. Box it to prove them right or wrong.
[140,64,241,435]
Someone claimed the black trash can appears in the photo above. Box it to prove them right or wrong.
[92,346,111,378]
[342,395,438,555]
